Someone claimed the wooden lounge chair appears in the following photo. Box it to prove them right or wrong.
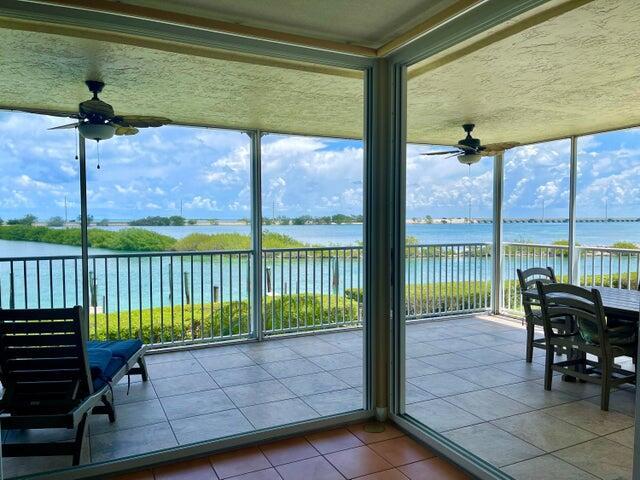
[0,306,148,465]
[536,282,636,411]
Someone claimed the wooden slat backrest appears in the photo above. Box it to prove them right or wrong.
[517,267,557,320]
[517,267,557,292]
[536,282,609,353]
[0,306,93,413]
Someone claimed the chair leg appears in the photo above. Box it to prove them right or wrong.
[600,358,611,411]
[72,413,88,466]
[526,321,534,363]
[138,356,149,382]
[103,394,116,422]
[93,394,117,422]
[544,346,554,391]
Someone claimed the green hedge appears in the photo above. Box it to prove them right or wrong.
[0,225,176,251]
[345,281,495,316]
[90,294,359,343]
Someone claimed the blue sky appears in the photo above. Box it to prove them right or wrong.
[0,110,638,221]
[407,129,640,219]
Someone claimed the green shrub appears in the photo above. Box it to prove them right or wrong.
[89,294,359,343]
[173,231,305,252]
[0,225,176,252]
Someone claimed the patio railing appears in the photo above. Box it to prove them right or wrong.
[405,243,492,319]
[0,241,494,348]
[502,242,569,312]
[578,246,640,289]
[2,241,633,346]
[502,242,640,313]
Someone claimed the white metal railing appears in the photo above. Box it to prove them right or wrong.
[502,242,570,312]
[502,242,640,313]
[405,243,492,319]
[0,242,495,347]
[578,246,640,290]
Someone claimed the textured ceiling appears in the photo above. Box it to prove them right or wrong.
[110,0,464,48]
[407,0,640,145]
[0,27,363,138]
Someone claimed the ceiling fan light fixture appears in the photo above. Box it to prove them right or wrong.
[79,122,115,141]
[457,153,481,166]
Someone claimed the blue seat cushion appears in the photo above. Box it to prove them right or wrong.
[87,340,143,391]
[87,348,112,378]
[87,339,143,361]
[93,357,126,391]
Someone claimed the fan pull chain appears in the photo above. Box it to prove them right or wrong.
[75,127,78,160]
[96,140,101,170]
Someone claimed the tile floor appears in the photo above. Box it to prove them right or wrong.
[2,330,366,478]
[113,422,471,479]
[2,314,635,479]
[404,314,636,480]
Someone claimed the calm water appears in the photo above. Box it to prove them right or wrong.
[0,222,637,313]
[103,221,639,246]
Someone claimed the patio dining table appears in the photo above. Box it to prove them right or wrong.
[594,286,640,321]
[525,285,639,323]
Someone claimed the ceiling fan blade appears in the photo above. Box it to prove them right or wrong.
[111,115,172,128]
[48,122,80,130]
[4,106,78,118]
[445,154,459,159]
[420,150,460,156]
[114,126,139,136]
[456,144,478,153]
[480,141,520,156]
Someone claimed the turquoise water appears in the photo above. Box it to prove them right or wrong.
[0,223,636,315]
[101,221,638,247]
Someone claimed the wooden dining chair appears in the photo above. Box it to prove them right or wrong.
[536,282,636,411]
[517,267,572,363]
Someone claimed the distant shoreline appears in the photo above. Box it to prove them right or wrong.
[29,218,640,228]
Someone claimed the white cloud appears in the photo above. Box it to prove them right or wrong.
[184,196,219,211]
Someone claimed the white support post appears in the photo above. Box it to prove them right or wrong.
[249,131,263,341]
[491,153,504,315]
[568,136,579,285]
[78,135,91,333]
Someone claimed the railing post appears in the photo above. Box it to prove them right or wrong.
[571,246,581,286]
[491,153,504,315]
[248,130,263,341]
[568,135,579,285]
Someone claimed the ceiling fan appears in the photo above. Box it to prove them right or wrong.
[421,124,519,165]
[49,80,172,141]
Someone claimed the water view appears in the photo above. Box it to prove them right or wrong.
[1,221,638,259]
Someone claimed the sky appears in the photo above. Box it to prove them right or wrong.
[0,110,639,221]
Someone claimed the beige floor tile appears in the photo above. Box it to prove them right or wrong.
[555,437,633,480]
[492,380,577,409]
[444,423,543,467]
[492,411,596,452]
[543,400,634,435]
[445,389,532,421]
[605,427,635,448]
[503,454,599,480]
